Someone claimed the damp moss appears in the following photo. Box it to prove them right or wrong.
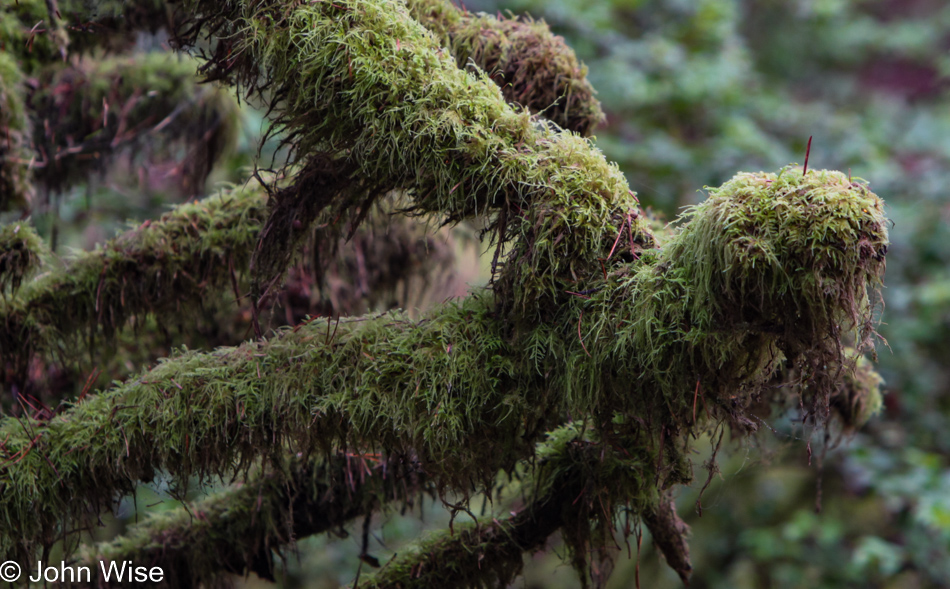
[407,0,604,135]
[175,0,652,316]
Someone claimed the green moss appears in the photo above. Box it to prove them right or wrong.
[0,294,546,561]
[175,0,652,316]
[0,0,168,71]
[833,351,884,429]
[0,167,888,570]
[82,452,428,586]
[521,167,888,447]
[407,0,604,135]
[0,222,46,295]
[0,181,268,384]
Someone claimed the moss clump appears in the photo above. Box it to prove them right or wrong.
[525,168,888,448]
[0,222,46,295]
[407,0,604,135]
[663,167,888,420]
[0,53,32,211]
[832,351,884,429]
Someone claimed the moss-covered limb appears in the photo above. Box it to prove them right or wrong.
[528,168,889,439]
[0,295,555,561]
[354,425,673,589]
[27,52,239,196]
[0,181,268,388]
[0,52,33,212]
[0,222,47,295]
[2,180,471,402]
[0,168,889,564]
[352,482,567,588]
[173,0,652,316]
[406,0,604,136]
[0,0,170,71]
[81,424,656,589]
[76,452,428,588]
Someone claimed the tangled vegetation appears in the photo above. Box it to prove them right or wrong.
[0,0,890,587]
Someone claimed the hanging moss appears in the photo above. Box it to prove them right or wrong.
[76,425,658,589]
[407,0,604,135]
[0,222,46,295]
[173,0,652,317]
[28,52,239,196]
[0,53,32,212]
[80,452,429,587]
[356,424,674,589]
[829,350,884,430]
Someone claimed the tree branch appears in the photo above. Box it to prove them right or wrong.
[78,452,429,588]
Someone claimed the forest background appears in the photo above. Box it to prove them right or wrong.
[2,0,950,587]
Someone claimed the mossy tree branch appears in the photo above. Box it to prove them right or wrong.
[171,0,650,318]
[0,177,471,400]
[0,167,888,568]
[0,0,892,585]
[77,452,429,588]
[0,182,267,390]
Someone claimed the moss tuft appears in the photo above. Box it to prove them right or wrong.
[0,222,46,295]
[407,0,605,135]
